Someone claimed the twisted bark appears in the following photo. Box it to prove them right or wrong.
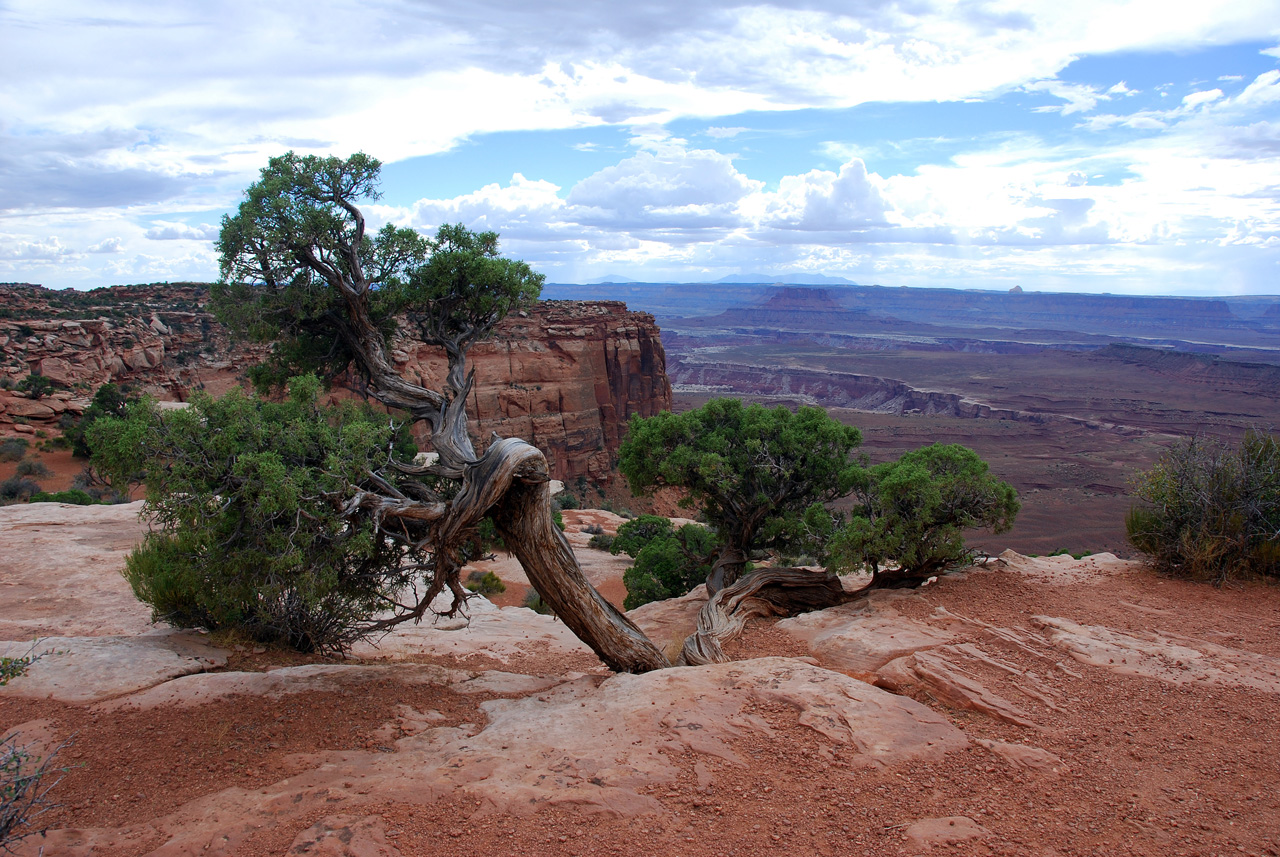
[323,257,669,672]
[680,567,853,666]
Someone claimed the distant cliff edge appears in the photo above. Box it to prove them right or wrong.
[0,283,672,482]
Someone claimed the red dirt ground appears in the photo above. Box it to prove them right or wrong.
[4,565,1279,857]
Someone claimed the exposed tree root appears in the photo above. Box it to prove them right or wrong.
[680,567,854,665]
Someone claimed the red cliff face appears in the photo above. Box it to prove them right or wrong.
[390,301,672,481]
[0,285,671,482]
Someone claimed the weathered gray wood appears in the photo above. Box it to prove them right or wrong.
[322,263,670,673]
[487,439,670,673]
[680,567,851,665]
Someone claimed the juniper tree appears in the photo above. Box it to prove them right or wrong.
[203,152,667,671]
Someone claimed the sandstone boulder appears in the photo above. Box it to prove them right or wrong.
[777,589,961,678]
[0,500,152,639]
[0,632,227,704]
[1032,616,1280,693]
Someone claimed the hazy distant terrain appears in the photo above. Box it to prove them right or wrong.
[549,281,1280,556]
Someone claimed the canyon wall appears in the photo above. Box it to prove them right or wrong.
[0,284,671,482]
[669,357,1146,436]
[391,301,671,481]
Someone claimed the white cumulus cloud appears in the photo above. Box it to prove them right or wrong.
[143,222,219,241]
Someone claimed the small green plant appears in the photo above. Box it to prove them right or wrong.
[828,443,1019,587]
[554,492,580,510]
[587,533,615,552]
[522,589,554,615]
[0,477,41,504]
[14,459,51,480]
[66,383,139,459]
[465,570,506,596]
[612,515,718,610]
[28,489,96,506]
[15,374,55,400]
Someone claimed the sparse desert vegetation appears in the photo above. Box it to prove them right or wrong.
[1127,430,1280,582]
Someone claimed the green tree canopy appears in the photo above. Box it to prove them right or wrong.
[90,377,423,653]
[213,152,542,409]
[610,515,718,610]
[618,399,863,593]
[828,443,1019,587]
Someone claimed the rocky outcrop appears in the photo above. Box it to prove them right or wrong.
[0,285,671,481]
[391,301,671,481]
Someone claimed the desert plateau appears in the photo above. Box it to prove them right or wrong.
[3,276,1280,856]
[4,501,1280,857]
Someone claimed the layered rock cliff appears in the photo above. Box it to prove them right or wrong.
[0,283,671,481]
[391,301,672,480]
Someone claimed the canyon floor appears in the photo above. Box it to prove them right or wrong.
[4,503,1280,857]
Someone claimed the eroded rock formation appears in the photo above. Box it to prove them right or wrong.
[0,283,671,481]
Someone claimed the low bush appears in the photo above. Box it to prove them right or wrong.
[523,589,553,615]
[0,438,27,463]
[465,570,506,596]
[15,374,55,400]
[65,383,138,459]
[92,377,425,654]
[587,533,615,552]
[612,515,718,610]
[828,443,1019,587]
[28,489,96,506]
[14,458,51,479]
[0,477,41,504]
[1127,431,1280,582]
[554,492,579,510]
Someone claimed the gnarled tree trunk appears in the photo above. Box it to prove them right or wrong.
[680,567,854,666]
[326,269,670,673]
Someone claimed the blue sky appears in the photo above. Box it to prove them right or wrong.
[2,1,1280,295]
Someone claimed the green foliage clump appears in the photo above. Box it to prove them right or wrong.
[212,152,541,393]
[619,399,862,591]
[612,515,718,610]
[522,589,553,615]
[15,374,56,400]
[27,489,96,506]
[0,646,44,687]
[0,438,28,463]
[1127,431,1280,582]
[65,383,137,459]
[90,376,425,653]
[465,570,507,596]
[829,443,1019,586]
[554,492,580,510]
[587,532,615,552]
